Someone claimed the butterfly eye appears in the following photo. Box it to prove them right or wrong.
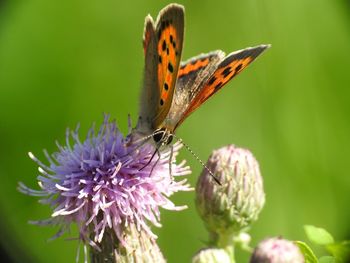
[153,129,165,143]
[166,135,173,145]
[152,128,173,145]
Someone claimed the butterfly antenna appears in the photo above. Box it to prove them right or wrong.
[122,129,166,158]
[130,129,166,145]
[130,133,153,145]
[172,134,221,185]
[120,134,151,158]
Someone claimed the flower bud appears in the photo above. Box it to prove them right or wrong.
[192,248,231,263]
[196,145,265,238]
[250,237,304,263]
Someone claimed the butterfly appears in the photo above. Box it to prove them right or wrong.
[134,4,269,178]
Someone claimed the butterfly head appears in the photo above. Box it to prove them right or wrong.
[153,127,173,146]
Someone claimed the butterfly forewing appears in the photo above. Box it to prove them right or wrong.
[177,51,225,100]
[153,4,184,129]
[174,45,270,129]
[137,4,184,135]
[163,51,225,130]
[138,16,158,134]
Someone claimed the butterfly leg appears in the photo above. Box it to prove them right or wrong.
[139,148,158,172]
[148,149,162,177]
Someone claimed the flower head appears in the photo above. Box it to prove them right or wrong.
[19,115,191,248]
[196,145,265,238]
[250,237,304,263]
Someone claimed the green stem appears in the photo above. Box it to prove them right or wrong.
[212,231,236,263]
[225,244,235,263]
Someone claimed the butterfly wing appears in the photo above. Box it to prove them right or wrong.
[137,4,184,134]
[163,51,225,130]
[171,45,270,130]
[138,16,158,134]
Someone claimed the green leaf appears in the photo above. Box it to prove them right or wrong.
[319,256,336,263]
[304,225,335,246]
[295,241,319,263]
[326,241,350,263]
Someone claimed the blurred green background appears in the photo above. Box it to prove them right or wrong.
[1,0,350,262]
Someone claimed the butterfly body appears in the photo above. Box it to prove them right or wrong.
[135,4,269,148]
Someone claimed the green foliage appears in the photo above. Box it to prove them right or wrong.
[304,225,334,246]
[326,241,350,263]
[295,241,318,263]
[319,256,336,263]
[296,225,350,263]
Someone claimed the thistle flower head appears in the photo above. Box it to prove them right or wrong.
[250,237,304,263]
[196,145,265,238]
[19,116,192,248]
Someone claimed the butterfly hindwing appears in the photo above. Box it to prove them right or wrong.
[174,45,270,129]
[138,4,184,134]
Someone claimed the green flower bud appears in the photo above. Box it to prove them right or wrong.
[192,248,231,263]
[196,145,265,239]
[250,237,304,263]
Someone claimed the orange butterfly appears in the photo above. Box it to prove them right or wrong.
[135,4,269,176]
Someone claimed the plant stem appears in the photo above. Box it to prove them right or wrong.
[211,231,236,263]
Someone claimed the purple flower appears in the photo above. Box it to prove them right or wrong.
[250,237,304,263]
[19,115,192,248]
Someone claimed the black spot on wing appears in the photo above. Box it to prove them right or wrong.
[160,99,164,106]
[235,63,243,72]
[208,76,217,85]
[222,67,232,78]
[168,62,174,73]
[178,65,208,79]
[162,40,166,51]
[214,82,222,90]
[164,83,169,90]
